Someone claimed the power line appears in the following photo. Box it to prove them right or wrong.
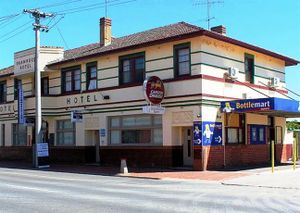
[0,20,32,39]
[55,0,136,15]
[38,0,83,9]
[0,14,23,28]
[0,26,32,44]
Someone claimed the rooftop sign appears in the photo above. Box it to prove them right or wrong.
[14,47,64,76]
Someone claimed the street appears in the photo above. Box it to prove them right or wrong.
[0,167,299,213]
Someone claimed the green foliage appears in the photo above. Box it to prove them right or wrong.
[286,121,300,130]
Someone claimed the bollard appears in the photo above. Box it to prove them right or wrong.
[120,158,128,174]
[271,140,275,173]
[293,139,296,171]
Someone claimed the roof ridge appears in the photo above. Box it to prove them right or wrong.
[116,21,202,40]
[0,65,14,71]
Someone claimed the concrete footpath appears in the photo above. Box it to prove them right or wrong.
[222,165,300,190]
[0,161,299,189]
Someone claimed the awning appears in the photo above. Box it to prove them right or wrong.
[220,97,300,118]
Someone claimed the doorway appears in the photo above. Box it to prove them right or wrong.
[183,127,193,166]
[85,130,100,163]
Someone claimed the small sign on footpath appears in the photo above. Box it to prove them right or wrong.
[37,143,49,157]
[37,143,50,168]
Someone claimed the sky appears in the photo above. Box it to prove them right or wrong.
[0,0,299,96]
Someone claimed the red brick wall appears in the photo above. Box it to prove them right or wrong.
[195,144,271,170]
[276,144,292,162]
[0,145,183,168]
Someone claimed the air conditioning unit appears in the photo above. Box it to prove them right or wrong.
[228,67,238,79]
[270,77,280,88]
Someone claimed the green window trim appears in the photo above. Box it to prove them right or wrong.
[244,53,255,84]
[173,42,191,78]
[86,61,98,91]
[119,52,145,86]
[61,65,82,94]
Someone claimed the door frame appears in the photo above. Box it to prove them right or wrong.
[182,127,193,166]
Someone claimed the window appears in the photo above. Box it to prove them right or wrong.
[109,115,162,145]
[41,77,49,96]
[56,120,75,145]
[0,81,7,103]
[62,66,81,93]
[174,43,191,77]
[12,124,27,146]
[245,54,254,83]
[250,125,266,144]
[119,53,145,85]
[225,113,245,144]
[86,62,97,90]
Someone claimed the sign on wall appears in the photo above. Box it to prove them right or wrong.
[193,121,202,145]
[18,80,25,124]
[143,76,165,105]
[221,97,300,114]
[71,111,83,123]
[202,121,223,146]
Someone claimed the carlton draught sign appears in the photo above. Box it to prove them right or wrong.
[143,76,165,105]
[142,76,165,114]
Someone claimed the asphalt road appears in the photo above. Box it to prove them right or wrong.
[0,167,299,213]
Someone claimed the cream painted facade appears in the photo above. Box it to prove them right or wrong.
[0,21,298,169]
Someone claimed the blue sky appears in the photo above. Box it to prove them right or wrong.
[0,0,299,95]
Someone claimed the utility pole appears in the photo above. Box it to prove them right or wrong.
[24,9,53,168]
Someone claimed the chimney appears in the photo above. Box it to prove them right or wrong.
[100,17,112,46]
[210,25,226,36]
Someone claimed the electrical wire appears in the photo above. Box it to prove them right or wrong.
[56,26,77,63]
[55,0,136,15]
[0,14,22,28]
[38,0,83,9]
[0,20,32,39]
[0,26,32,44]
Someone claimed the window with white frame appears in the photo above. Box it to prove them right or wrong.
[0,81,7,103]
[62,66,81,93]
[86,62,97,90]
[12,124,27,146]
[56,120,75,145]
[109,115,162,145]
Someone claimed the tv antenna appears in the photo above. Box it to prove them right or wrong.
[195,0,224,30]
[105,0,108,17]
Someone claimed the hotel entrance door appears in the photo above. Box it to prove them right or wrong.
[183,127,193,166]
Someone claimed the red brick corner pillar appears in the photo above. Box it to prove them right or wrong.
[193,146,204,171]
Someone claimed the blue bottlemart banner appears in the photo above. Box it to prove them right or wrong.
[221,97,300,114]
[18,80,25,124]
[193,122,202,145]
[193,121,223,146]
[202,122,223,146]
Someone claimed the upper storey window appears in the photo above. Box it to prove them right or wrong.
[62,66,81,93]
[245,54,254,83]
[0,81,6,103]
[174,43,191,77]
[119,52,145,85]
[86,62,97,91]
